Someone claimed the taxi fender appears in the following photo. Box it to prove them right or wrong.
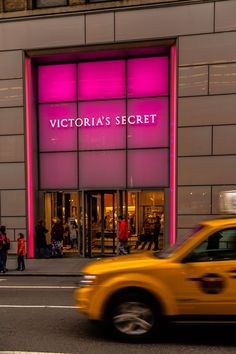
[89,272,178,319]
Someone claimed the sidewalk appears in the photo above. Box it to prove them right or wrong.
[3,255,98,276]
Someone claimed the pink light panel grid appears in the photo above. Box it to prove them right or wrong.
[39,103,77,151]
[79,150,126,188]
[127,57,169,97]
[78,100,126,150]
[38,64,76,103]
[78,60,126,100]
[127,149,169,187]
[127,98,169,148]
[38,56,170,189]
[40,153,78,189]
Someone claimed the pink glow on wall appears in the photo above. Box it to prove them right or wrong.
[38,64,76,103]
[78,60,126,100]
[78,100,126,150]
[170,45,177,245]
[79,150,126,188]
[127,98,169,148]
[127,149,169,187]
[25,57,34,258]
[127,57,169,98]
[40,153,78,189]
[39,103,77,151]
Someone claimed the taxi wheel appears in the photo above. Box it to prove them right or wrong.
[107,292,161,341]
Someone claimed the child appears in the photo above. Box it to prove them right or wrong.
[17,233,26,271]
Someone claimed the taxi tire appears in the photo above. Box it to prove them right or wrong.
[106,291,162,341]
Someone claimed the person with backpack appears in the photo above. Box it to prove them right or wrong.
[0,225,10,272]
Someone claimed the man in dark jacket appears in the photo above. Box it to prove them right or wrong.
[0,225,10,272]
[35,220,49,258]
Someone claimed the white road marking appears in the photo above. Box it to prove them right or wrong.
[0,304,77,309]
[0,285,76,289]
[0,278,7,282]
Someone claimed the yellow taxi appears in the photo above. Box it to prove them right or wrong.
[75,217,236,340]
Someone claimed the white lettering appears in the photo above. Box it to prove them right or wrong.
[84,118,90,127]
[49,113,159,129]
[75,118,83,127]
[150,114,157,123]
[121,116,126,125]
[115,116,121,125]
[61,119,68,128]
[50,120,57,128]
[68,118,75,127]
[105,117,111,126]
[128,115,135,124]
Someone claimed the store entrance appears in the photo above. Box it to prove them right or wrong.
[83,191,122,257]
[42,189,166,258]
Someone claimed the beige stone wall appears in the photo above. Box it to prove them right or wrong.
[0,0,202,17]
[0,0,236,248]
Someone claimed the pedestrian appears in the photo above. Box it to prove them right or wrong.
[51,218,64,257]
[17,233,26,271]
[117,215,130,255]
[35,220,49,258]
[0,233,5,273]
[153,216,161,251]
[0,225,10,272]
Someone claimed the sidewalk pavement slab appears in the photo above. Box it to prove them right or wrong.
[2,255,98,276]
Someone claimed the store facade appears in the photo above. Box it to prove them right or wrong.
[32,48,176,257]
[0,0,236,257]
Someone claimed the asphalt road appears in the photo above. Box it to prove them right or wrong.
[0,276,236,354]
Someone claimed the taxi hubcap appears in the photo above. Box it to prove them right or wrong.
[113,301,154,335]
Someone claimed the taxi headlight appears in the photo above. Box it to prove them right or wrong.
[79,274,97,287]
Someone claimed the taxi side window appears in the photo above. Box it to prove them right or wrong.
[184,228,236,262]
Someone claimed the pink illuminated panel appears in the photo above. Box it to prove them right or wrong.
[39,103,77,151]
[127,98,169,148]
[78,60,126,100]
[127,57,169,98]
[40,152,78,189]
[127,149,169,187]
[78,100,126,150]
[79,150,126,188]
[38,64,76,103]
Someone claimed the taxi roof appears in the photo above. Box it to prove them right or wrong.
[200,216,236,227]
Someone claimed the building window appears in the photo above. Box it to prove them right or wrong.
[34,0,68,8]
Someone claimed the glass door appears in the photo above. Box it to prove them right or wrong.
[84,191,119,257]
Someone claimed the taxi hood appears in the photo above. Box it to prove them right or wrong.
[80,252,166,275]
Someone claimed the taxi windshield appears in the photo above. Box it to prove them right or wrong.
[155,225,205,258]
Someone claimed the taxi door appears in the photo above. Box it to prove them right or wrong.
[170,229,236,315]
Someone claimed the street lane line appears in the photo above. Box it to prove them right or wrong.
[0,304,77,309]
[0,285,76,289]
[0,278,6,282]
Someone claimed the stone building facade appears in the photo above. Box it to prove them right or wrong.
[0,0,236,256]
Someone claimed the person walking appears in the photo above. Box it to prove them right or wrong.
[17,233,26,271]
[51,218,64,257]
[0,225,10,272]
[153,216,161,251]
[117,215,129,255]
[0,232,5,273]
[35,220,49,258]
